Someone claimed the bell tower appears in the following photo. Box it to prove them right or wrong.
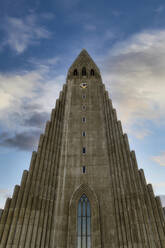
[0,49,165,248]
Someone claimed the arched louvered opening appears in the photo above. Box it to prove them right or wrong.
[90,69,94,76]
[73,69,78,76]
[82,67,86,76]
[77,194,91,248]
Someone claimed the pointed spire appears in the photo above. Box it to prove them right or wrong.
[67,49,100,78]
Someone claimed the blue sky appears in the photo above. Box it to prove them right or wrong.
[1,0,165,208]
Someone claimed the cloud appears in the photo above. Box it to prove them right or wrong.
[0,131,41,151]
[0,65,62,117]
[133,128,152,139]
[23,112,49,128]
[0,70,42,121]
[103,29,165,137]
[29,56,60,69]
[0,57,64,150]
[155,5,164,13]
[152,152,165,166]
[1,14,51,53]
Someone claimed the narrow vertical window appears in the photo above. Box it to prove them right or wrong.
[82,67,86,76]
[82,131,86,137]
[77,195,91,248]
[82,105,86,111]
[82,147,86,154]
[83,166,86,173]
[82,117,86,123]
[82,94,86,99]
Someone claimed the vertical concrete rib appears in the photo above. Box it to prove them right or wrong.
[109,106,133,247]
[39,111,56,248]
[113,123,134,247]
[6,170,28,246]
[21,136,45,246]
[123,134,150,247]
[44,99,61,247]
[35,104,59,248]
[43,85,67,247]
[0,198,11,243]
[49,87,66,247]
[138,170,161,247]
[102,89,120,247]
[131,151,155,247]
[110,105,128,247]
[0,185,19,247]
[30,122,52,248]
[107,100,146,247]
[12,150,37,246]
[104,89,128,247]
[46,98,62,247]
[147,184,165,247]
[23,121,51,248]
[155,196,165,232]
[21,129,49,247]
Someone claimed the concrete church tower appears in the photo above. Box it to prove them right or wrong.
[0,49,165,247]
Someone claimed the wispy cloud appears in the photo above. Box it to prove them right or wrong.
[29,56,60,70]
[153,182,165,187]
[0,58,64,150]
[103,29,165,137]
[23,111,49,128]
[0,130,41,151]
[133,128,152,139]
[152,152,165,166]
[1,14,51,53]
[155,5,165,13]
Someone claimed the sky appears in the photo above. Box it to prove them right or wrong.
[0,0,165,208]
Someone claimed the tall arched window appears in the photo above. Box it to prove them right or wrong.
[77,194,91,248]
[82,67,86,76]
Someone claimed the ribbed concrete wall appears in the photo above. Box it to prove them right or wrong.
[0,49,165,248]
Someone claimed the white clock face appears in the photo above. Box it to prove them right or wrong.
[80,83,87,89]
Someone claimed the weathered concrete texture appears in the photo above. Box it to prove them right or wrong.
[0,49,165,247]
[0,210,3,220]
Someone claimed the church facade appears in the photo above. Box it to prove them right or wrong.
[0,50,165,248]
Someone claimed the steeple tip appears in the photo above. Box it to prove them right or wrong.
[67,49,100,78]
[79,48,90,55]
